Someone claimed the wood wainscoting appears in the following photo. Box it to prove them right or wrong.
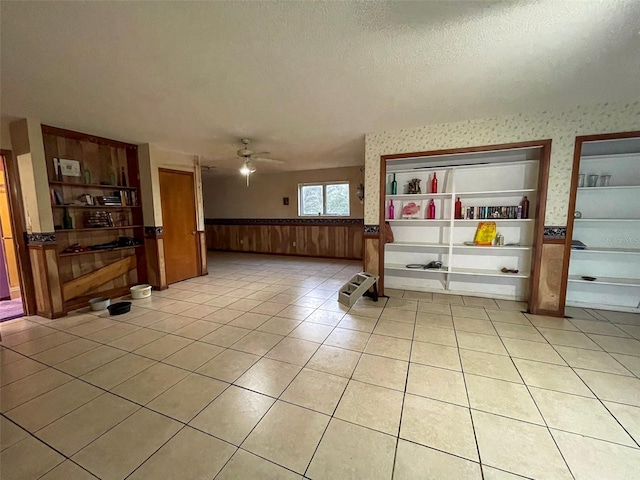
[205,219,364,260]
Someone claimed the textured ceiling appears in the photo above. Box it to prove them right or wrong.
[2,1,639,173]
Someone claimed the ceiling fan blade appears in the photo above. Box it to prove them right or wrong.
[251,151,270,156]
[253,157,284,164]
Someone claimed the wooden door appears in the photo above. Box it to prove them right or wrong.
[159,169,199,284]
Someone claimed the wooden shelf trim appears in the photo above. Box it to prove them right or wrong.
[59,244,143,258]
[55,225,143,233]
[49,181,138,191]
[52,205,141,209]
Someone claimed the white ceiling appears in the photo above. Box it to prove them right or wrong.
[2,1,639,173]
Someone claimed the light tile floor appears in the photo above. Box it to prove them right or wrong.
[1,252,640,479]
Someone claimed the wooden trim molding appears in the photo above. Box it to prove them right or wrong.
[205,218,364,227]
[144,226,164,239]
[41,125,138,150]
[1,149,37,315]
[196,230,208,276]
[560,129,640,312]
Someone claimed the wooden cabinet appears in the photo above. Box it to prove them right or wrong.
[42,125,147,311]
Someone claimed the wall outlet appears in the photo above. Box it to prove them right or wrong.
[240,240,243,245]
[292,241,296,247]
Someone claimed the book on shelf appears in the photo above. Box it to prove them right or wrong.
[463,205,522,220]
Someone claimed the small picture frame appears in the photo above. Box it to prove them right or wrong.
[59,158,82,177]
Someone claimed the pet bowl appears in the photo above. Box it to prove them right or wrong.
[130,284,152,299]
[107,301,132,316]
[88,297,111,311]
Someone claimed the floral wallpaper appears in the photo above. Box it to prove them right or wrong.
[364,101,640,225]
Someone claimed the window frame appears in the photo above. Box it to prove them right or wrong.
[298,181,350,217]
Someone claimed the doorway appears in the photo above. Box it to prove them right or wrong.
[159,168,199,284]
[0,150,35,321]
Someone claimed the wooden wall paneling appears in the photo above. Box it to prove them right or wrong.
[28,245,64,318]
[81,141,101,183]
[292,226,304,255]
[62,254,136,300]
[42,134,58,180]
[532,243,564,314]
[258,225,271,253]
[270,225,291,254]
[197,231,208,275]
[205,221,364,259]
[352,226,364,259]
[29,247,49,314]
[45,247,64,313]
[364,237,380,277]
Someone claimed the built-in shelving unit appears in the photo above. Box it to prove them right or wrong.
[566,138,640,312]
[43,125,147,311]
[384,155,540,301]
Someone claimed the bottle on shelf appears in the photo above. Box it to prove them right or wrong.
[121,167,127,187]
[391,174,397,195]
[455,197,462,219]
[431,173,438,193]
[427,199,436,219]
[388,200,395,220]
[109,167,116,186]
[521,196,530,219]
[83,169,91,184]
[62,208,73,229]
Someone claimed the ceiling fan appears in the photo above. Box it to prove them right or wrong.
[234,138,283,186]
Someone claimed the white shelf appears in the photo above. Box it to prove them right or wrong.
[385,242,449,249]
[568,275,640,287]
[456,188,535,198]
[449,267,529,279]
[388,219,451,224]
[385,193,451,199]
[454,244,533,251]
[571,247,640,255]
[384,264,529,279]
[577,186,640,191]
[454,219,533,223]
[385,263,448,274]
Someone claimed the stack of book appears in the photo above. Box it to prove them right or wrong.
[95,191,137,206]
[463,205,522,220]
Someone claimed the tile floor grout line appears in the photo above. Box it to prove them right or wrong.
[528,321,640,451]
[3,258,639,479]
[496,312,578,479]
[389,305,417,480]
[451,306,485,480]
[301,303,384,478]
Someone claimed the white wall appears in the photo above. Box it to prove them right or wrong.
[139,144,205,230]
[364,100,640,226]
[202,166,364,219]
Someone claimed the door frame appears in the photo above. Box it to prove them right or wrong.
[158,168,202,283]
[0,149,37,316]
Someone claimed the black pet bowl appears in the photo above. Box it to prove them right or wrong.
[107,301,132,316]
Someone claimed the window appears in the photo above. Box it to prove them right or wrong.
[298,182,350,216]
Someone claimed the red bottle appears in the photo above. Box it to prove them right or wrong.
[455,197,462,219]
[428,199,436,219]
[521,196,530,219]
[431,173,438,193]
